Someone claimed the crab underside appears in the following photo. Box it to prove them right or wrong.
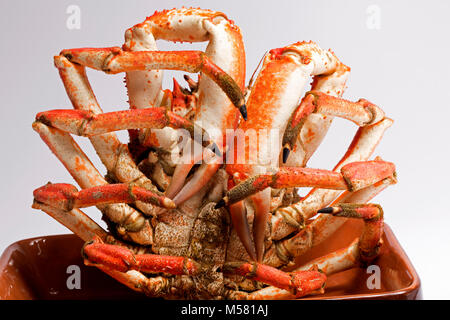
[32,8,396,299]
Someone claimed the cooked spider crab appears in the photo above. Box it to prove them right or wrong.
[32,8,396,299]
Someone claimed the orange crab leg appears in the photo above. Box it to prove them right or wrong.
[250,189,271,261]
[163,145,222,205]
[83,239,200,275]
[164,146,205,199]
[217,160,396,207]
[226,176,257,261]
[225,42,350,266]
[117,8,247,216]
[60,48,247,120]
[54,55,163,219]
[172,161,222,205]
[252,178,395,297]
[83,238,325,296]
[276,176,396,264]
[223,262,326,298]
[272,118,394,241]
[31,202,110,243]
[282,91,385,162]
[33,183,175,211]
[35,108,216,151]
[318,203,384,261]
[229,201,257,261]
[32,122,150,235]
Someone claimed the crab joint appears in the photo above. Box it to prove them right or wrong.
[282,91,384,163]
[82,239,200,275]
[222,262,326,298]
[217,161,395,208]
[61,48,247,121]
[318,203,384,262]
[35,107,219,154]
[282,94,316,163]
[33,182,176,211]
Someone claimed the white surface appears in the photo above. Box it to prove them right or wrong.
[1,0,449,299]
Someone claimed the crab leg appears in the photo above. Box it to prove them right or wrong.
[33,183,175,211]
[34,195,178,298]
[60,48,246,120]
[282,57,351,168]
[251,203,384,300]
[54,56,161,217]
[32,122,152,243]
[83,238,200,276]
[31,201,143,249]
[266,60,353,245]
[35,107,215,150]
[250,188,272,261]
[296,239,360,277]
[271,118,394,241]
[253,182,392,299]
[282,92,385,162]
[226,42,351,262]
[172,160,222,205]
[129,8,247,201]
[229,201,257,261]
[248,244,359,300]
[162,142,223,204]
[121,8,247,210]
[31,202,109,243]
[122,22,162,111]
[230,42,343,170]
[217,160,395,207]
[318,203,384,261]
[299,176,394,255]
[223,262,326,298]
[82,237,324,297]
[61,46,247,204]
[164,145,205,199]
[133,8,247,132]
[264,175,396,268]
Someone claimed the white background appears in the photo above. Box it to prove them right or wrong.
[1,0,449,299]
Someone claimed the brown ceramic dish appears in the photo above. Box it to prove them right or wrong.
[0,220,421,300]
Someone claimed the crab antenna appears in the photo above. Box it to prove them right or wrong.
[247,51,267,91]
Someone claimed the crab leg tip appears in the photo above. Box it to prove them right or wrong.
[317,206,342,214]
[239,105,248,121]
[282,147,291,164]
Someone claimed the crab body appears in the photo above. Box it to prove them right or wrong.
[32,8,396,299]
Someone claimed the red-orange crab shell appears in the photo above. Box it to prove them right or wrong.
[31,7,395,300]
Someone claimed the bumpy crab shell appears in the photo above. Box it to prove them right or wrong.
[32,7,396,299]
